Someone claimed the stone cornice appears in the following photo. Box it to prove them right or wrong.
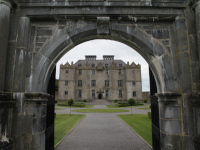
[156,92,181,102]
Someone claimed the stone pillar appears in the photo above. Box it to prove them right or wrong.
[11,93,48,150]
[156,93,183,150]
[0,0,12,92]
[0,1,16,149]
[13,17,30,92]
[192,0,200,60]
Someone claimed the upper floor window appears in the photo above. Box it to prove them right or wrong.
[119,90,122,97]
[105,70,108,74]
[118,80,123,87]
[78,90,82,97]
[119,64,122,67]
[65,81,68,86]
[66,70,69,73]
[92,90,95,97]
[91,80,96,86]
[64,91,68,95]
[133,91,136,97]
[78,80,82,86]
[132,81,136,86]
[78,64,82,67]
[79,69,82,74]
[119,69,122,74]
[105,80,109,87]
[105,64,108,68]
[132,70,135,74]
[92,70,95,74]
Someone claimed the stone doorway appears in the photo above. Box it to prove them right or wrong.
[98,93,102,99]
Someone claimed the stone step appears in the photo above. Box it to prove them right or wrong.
[89,99,111,105]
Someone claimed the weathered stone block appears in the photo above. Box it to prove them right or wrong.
[32,116,46,134]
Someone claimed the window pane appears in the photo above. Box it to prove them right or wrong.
[119,69,121,74]
[78,90,81,97]
[79,69,82,74]
[92,70,95,74]
[78,80,82,86]
[91,80,96,86]
[105,80,109,86]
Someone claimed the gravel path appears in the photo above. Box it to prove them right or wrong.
[55,105,152,150]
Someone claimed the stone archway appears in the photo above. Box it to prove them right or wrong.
[1,1,200,150]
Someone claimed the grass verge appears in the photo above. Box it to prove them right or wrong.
[118,114,152,146]
[57,104,94,108]
[54,114,85,146]
[55,108,62,110]
[72,109,129,113]
[137,107,151,110]
[107,105,143,108]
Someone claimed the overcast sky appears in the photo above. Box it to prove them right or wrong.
[56,39,150,91]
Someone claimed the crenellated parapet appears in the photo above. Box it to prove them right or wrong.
[60,62,75,69]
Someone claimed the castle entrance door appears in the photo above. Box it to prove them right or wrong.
[98,93,102,99]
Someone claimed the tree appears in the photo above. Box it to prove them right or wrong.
[128,98,135,115]
[68,99,74,115]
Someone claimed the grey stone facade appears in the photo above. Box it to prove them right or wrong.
[0,0,200,149]
[58,55,142,102]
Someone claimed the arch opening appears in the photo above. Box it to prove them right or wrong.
[30,25,174,96]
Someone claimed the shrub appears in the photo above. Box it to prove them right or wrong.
[144,99,148,103]
[128,98,135,106]
[83,99,87,103]
[68,99,74,106]
[114,99,118,103]
[55,99,58,103]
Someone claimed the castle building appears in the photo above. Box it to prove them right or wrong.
[58,55,142,102]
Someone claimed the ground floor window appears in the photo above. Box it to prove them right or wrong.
[133,91,136,97]
[119,90,122,97]
[78,90,82,97]
[92,90,95,97]
[64,91,68,95]
[106,90,109,97]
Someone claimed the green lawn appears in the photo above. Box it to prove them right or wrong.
[107,105,143,108]
[55,108,62,110]
[72,109,129,113]
[137,107,151,110]
[57,104,94,108]
[54,114,85,146]
[118,114,152,146]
